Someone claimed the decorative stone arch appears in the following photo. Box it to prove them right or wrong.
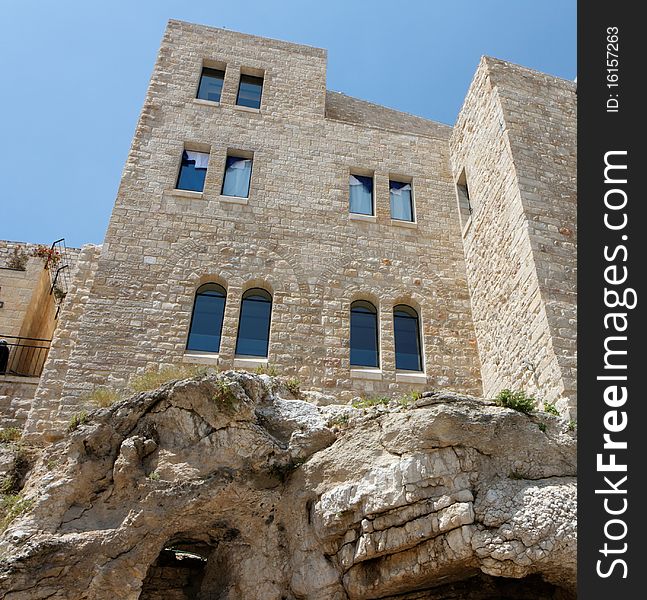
[164,238,311,371]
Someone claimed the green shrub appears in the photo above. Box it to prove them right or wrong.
[537,422,547,433]
[0,427,22,444]
[567,419,577,432]
[543,402,560,416]
[328,413,350,428]
[495,389,535,414]
[131,365,207,392]
[147,471,160,481]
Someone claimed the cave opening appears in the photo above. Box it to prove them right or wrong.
[139,541,213,600]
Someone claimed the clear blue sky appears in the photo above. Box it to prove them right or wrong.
[0,0,576,248]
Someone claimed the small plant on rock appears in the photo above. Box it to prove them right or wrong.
[84,386,122,408]
[567,419,577,432]
[495,389,535,414]
[147,471,160,481]
[0,427,22,444]
[6,246,28,270]
[352,396,390,409]
[543,402,560,417]
[255,364,278,377]
[397,390,422,407]
[328,413,350,429]
[212,379,238,411]
[0,494,33,531]
[130,364,207,392]
[537,422,547,433]
[68,411,89,432]
[285,377,301,396]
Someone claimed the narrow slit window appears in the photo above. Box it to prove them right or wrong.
[196,67,225,102]
[350,300,379,368]
[235,288,272,357]
[186,283,227,353]
[176,150,209,192]
[222,155,253,198]
[236,74,263,109]
[349,174,374,216]
[456,169,473,226]
[393,305,423,371]
[390,180,414,221]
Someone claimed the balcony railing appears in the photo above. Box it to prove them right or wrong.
[0,335,51,378]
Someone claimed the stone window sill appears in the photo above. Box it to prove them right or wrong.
[350,367,383,381]
[233,356,268,369]
[182,351,220,366]
[0,374,40,385]
[395,371,427,384]
[220,195,249,205]
[234,105,261,114]
[169,189,204,200]
[391,219,417,229]
[193,98,220,108]
[349,213,377,223]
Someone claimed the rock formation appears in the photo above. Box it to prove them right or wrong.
[0,371,576,599]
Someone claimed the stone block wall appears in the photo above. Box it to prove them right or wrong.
[450,57,576,415]
[26,21,482,438]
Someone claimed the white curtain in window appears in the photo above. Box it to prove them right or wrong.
[223,159,252,197]
[390,184,412,220]
[349,175,373,215]
[185,151,210,169]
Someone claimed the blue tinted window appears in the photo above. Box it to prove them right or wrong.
[394,305,422,371]
[350,300,379,367]
[390,180,414,221]
[235,288,272,357]
[222,156,252,198]
[186,284,226,353]
[236,74,263,109]
[197,67,225,102]
[176,150,209,192]
[349,175,374,215]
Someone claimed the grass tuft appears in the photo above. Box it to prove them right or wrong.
[495,389,536,414]
[130,365,208,392]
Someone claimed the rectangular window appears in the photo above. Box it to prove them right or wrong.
[222,154,253,198]
[196,67,225,102]
[349,174,374,215]
[390,180,414,221]
[176,150,209,192]
[236,74,263,109]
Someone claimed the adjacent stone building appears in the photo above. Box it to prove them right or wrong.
[6,20,574,439]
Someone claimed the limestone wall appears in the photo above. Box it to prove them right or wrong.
[27,21,482,437]
[450,58,576,415]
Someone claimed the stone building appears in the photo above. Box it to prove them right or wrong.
[1,20,575,439]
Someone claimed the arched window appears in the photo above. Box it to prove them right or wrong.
[350,300,379,368]
[186,283,227,353]
[235,288,272,357]
[393,305,423,371]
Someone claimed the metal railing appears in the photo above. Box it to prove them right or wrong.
[45,238,73,319]
[0,335,51,378]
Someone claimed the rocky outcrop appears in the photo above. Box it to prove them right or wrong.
[0,372,576,599]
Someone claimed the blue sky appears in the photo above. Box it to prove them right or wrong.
[0,1,576,248]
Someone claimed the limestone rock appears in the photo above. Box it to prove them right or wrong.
[0,372,576,599]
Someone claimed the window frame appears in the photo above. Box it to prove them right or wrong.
[185,283,227,354]
[349,299,380,368]
[235,287,273,358]
[196,66,226,103]
[236,72,264,110]
[389,178,415,222]
[393,304,424,372]
[175,149,210,193]
[349,172,375,217]
[221,152,254,199]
